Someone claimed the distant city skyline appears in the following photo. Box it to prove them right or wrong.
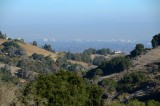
[0,0,160,41]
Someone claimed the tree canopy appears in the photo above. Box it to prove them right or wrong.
[2,41,26,57]
[42,44,54,52]
[151,33,160,48]
[85,56,132,78]
[0,31,7,39]
[130,44,144,58]
[117,71,148,93]
[32,41,37,46]
[22,71,103,106]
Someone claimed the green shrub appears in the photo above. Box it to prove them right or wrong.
[0,31,7,39]
[108,100,160,106]
[85,57,131,78]
[96,48,112,55]
[93,56,107,66]
[0,65,16,82]
[83,48,97,54]
[22,71,103,106]
[151,33,160,48]
[42,44,54,52]
[103,57,132,75]
[85,68,104,78]
[147,100,160,106]
[101,78,117,91]
[32,53,45,61]
[127,99,145,106]
[0,55,19,66]
[130,44,144,58]
[117,72,148,92]
[2,41,26,57]
[32,41,37,46]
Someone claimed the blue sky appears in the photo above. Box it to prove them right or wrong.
[0,0,160,41]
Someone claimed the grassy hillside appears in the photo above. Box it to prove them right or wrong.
[17,42,58,60]
[98,46,160,102]
[0,82,16,106]
[68,60,97,70]
[0,63,20,76]
[0,39,58,60]
[0,39,93,70]
[132,46,160,71]
[18,42,90,67]
[0,39,7,45]
[0,37,160,105]
[103,46,160,79]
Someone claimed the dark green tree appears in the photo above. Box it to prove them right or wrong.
[81,53,92,63]
[32,41,37,46]
[117,71,148,92]
[101,78,117,91]
[42,44,54,52]
[2,41,26,57]
[85,68,104,78]
[105,56,132,74]
[85,57,131,78]
[22,71,103,106]
[151,33,160,48]
[83,48,97,54]
[65,52,73,60]
[32,53,45,61]
[0,31,7,39]
[130,44,144,58]
[96,48,111,55]
[93,56,106,66]
[0,64,15,82]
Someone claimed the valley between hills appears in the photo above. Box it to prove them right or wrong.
[0,32,160,106]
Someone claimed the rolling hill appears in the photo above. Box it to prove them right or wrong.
[0,39,58,60]
[102,46,160,79]
[0,39,91,68]
[17,42,58,60]
[99,46,160,102]
[131,46,160,71]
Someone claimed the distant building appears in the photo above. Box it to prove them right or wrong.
[114,50,122,54]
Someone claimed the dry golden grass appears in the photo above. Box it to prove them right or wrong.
[0,39,58,60]
[0,82,16,106]
[68,60,89,68]
[91,54,125,60]
[101,47,160,81]
[131,46,160,71]
[0,39,7,45]
[18,42,58,60]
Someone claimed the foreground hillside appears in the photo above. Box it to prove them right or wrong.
[86,42,160,105]
[0,32,160,106]
[112,46,160,101]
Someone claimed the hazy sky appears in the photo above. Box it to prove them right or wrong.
[0,0,160,41]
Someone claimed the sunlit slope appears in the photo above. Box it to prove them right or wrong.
[102,46,160,80]
[0,39,7,45]
[18,42,58,60]
[131,46,160,71]
[0,39,58,60]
